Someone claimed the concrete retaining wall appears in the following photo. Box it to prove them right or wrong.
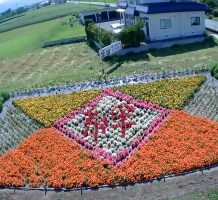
[42,36,86,48]
[117,35,206,56]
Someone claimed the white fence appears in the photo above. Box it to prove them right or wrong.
[99,41,122,60]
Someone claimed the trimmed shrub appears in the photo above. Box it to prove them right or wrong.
[119,22,145,48]
[85,21,114,47]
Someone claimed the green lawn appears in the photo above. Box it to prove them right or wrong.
[0,16,85,59]
[0,39,218,93]
[109,38,218,77]
[169,188,218,200]
[48,21,85,41]
[0,43,111,92]
[0,4,100,33]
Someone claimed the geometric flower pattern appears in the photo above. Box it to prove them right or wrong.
[54,89,171,165]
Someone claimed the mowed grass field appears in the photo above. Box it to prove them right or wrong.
[0,40,218,92]
[110,38,218,77]
[0,4,100,33]
[0,16,85,59]
[0,43,111,92]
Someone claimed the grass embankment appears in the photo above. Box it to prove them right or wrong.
[0,38,218,93]
[0,42,111,92]
[170,187,218,200]
[0,4,100,33]
[108,38,218,77]
[0,16,85,59]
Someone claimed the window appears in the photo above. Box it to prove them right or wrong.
[129,0,134,4]
[160,19,171,29]
[191,17,200,26]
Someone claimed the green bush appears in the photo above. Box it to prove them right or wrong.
[199,0,217,8]
[210,63,218,80]
[84,19,94,27]
[0,91,9,113]
[0,92,10,101]
[119,22,145,48]
[0,102,2,113]
[212,8,218,16]
[85,21,114,47]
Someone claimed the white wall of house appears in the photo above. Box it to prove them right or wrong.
[128,0,196,6]
[140,11,205,41]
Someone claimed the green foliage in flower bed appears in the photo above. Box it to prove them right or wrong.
[210,62,218,79]
[0,92,9,112]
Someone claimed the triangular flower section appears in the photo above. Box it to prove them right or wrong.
[54,89,171,166]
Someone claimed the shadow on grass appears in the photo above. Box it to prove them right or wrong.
[104,37,218,65]
[150,37,218,57]
[104,52,150,65]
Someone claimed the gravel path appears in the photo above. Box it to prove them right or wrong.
[0,69,210,120]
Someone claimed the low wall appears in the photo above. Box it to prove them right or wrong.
[117,36,206,56]
[42,36,86,48]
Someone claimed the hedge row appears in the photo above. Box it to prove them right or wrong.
[85,20,114,47]
[119,22,145,48]
[85,20,145,48]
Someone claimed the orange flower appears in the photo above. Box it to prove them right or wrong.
[0,111,217,188]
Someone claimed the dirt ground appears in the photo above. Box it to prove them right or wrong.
[0,167,218,200]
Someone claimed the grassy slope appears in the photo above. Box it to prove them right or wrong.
[0,17,85,59]
[49,22,85,41]
[110,39,218,77]
[0,4,100,33]
[169,187,218,200]
[0,43,110,92]
[0,40,218,92]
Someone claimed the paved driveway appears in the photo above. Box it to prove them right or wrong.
[205,19,218,33]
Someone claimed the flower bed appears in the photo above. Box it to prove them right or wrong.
[13,90,101,127]
[54,89,170,165]
[0,111,217,188]
[116,75,205,109]
[13,76,205,128]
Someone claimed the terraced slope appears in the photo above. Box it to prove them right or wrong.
[0,105,42,155]
[185,81,218,121]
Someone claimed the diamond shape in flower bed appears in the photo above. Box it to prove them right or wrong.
[54,89,171,165]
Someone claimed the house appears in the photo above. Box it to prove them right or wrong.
[123,0,208,41]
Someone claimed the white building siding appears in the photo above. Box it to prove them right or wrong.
[140,11,205,41]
